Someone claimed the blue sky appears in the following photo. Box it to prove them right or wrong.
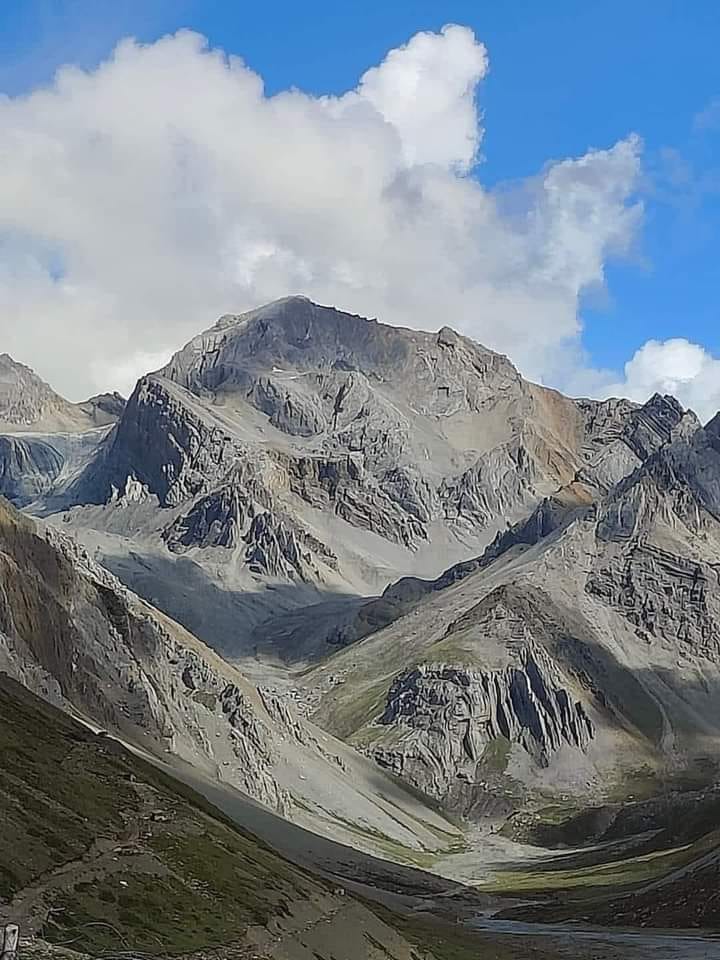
[0,0,718,409]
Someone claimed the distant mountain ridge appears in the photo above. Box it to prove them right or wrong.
[5,296,670,662]
[2,295,720,826]
[0,353,124,432]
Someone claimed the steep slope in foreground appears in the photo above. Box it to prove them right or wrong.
[307,412,720,815]
[0,674,428,960]
[0,496,461,861]
[48,297,645,663]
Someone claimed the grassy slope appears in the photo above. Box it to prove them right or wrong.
[487,787,720,930]
[0,673,424,958]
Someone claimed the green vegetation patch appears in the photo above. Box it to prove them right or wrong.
[0,677,140,900]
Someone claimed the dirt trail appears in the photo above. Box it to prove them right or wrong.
[3,781,162,934]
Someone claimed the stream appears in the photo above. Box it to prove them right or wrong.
[467,918,720,958]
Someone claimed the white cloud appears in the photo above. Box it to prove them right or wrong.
[355,24,489,171]
[603,338,720,422]
[0,26,645,400]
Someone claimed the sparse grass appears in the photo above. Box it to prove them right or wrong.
[45,818,311,954]
[478,736,511,775]
[326,676,395,740]
[483,825,720,897]
[0,675,325,956]
[0,676,140,900]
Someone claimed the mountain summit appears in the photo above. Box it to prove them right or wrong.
[2,299,686,658]
[0,353,74,429]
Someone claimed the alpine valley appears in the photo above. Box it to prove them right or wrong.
[3,297,720,959]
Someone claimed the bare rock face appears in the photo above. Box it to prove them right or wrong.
[94,377,242,507]
[0,354,70,427]
[285,452,427,547]
[374,651,593,799]
[0,436,64,505]
[244,511,312,579]
[331,392,694,652]
[77,391,127,425]
[0,496,288,812]
[307,409,720,813]
[438,431,577,531]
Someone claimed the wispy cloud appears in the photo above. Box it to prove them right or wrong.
[693,96,720,132]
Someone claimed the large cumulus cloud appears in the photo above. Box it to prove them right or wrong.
[0,25,646,400]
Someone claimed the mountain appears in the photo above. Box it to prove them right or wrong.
[311,392,690,651]
[0,354,74,430]
[5,297,715,812]
[4,297,720,953]
[13,296,663,666]
[0,494,461,862]
[0,354,123,432]
[0,356,124,507]
[305,408,720,816]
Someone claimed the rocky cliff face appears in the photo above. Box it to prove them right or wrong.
[0,496,289,811]
[307,409,720,812]
[373,647,593,804]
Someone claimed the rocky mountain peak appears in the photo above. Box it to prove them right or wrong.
[162,296,522,407]
[705,410,720,439]
[0,353,69,426]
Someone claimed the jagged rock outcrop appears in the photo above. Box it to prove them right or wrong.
[85,376,244,506]
[373,648,593,802]
[357,583,599,811]
[244,511,311,579]
[307,409,720,811]
[165,481,259,550]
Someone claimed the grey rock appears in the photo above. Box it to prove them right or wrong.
[374,648,593,800]
[0,435,64,505]
[307,409,720,812]
[0,353,73,427]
